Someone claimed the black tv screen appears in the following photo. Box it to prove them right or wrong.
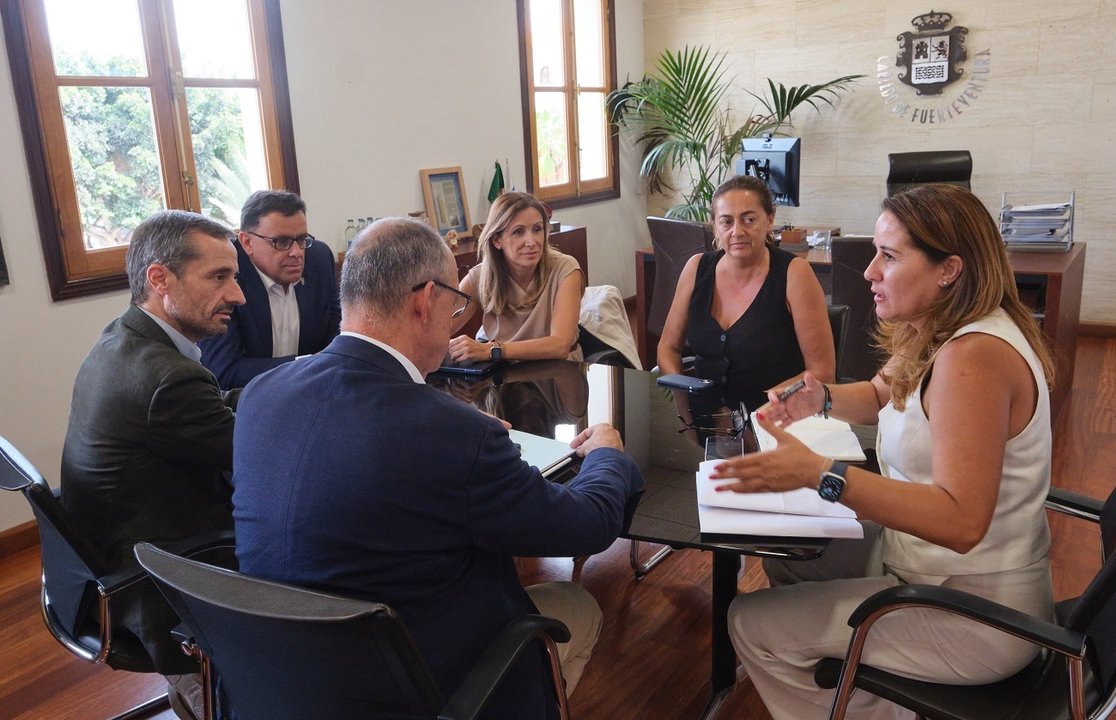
[736,136,801,207]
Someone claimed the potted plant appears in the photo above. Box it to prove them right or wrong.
[607,46,862,221]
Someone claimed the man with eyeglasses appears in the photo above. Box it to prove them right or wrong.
[200,189,341,389]
[232,218,643,720]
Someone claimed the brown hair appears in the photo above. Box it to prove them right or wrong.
[876,184,1054,408]
[475,192,558,315]
[710,175,778,248]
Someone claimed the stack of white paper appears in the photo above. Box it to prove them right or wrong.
[999,200,1074,252]
[695,459,864,538]
[752,413,867,462]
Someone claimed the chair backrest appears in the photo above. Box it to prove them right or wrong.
[827,304,850,382]
[647,216,714,337]
[0,435,110,661]
[135,543,447,719]
[830,235,884,382]
[1102,485,1116,564]
[886,150,972,197]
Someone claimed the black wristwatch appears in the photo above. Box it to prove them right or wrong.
[818,460,849,503]
[490,341,503,361]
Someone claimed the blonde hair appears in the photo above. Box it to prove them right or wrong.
[876,184,1054,409]
[476,192,556,316]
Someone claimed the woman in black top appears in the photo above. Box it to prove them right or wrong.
[657,176,834,412]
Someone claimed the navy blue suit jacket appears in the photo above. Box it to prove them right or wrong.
[232,336,643,718]
[200,239,340,389]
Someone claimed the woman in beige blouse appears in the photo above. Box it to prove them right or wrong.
[449,192,584,362]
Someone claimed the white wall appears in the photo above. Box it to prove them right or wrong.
[643,0,1116,324]
[0,0,647,533]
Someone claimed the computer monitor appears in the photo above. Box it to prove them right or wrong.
[736,136,801,207]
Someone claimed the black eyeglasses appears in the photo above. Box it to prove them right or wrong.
[244,230,315,252]
[677,402,750,438]
[411,279,473,318]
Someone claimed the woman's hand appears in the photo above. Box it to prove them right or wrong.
[448,335,494,362]
[707,412,826,494]
[758,371,827,427]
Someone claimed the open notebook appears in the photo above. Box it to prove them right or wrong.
[509,429,576,478]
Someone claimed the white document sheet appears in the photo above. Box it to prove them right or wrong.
[752,413,866,462]
[509,429,576,477]
[697,504,865,538]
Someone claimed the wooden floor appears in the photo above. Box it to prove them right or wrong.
[2,336,1114,720]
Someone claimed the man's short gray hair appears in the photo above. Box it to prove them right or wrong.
[126,210,233,304]
[340,218,451,316]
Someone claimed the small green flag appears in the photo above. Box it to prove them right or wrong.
[487,161,505,202]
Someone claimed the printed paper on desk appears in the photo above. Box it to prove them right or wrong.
[696,460,856,518]
[697,504,864,539]
[509,429,575,478]
[752,412,866,462]
[695,460,864,539]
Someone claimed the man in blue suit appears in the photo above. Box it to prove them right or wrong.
[233,218,643,719]
[200,190,340,389]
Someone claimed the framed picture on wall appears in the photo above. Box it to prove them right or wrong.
[420,167,472,238]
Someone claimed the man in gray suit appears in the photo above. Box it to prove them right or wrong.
[61,209,246,719]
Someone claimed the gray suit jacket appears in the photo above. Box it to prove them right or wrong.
[61,304,238,672]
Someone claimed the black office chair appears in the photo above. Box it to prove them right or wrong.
[646,216,714,359]
[134,542,574,720]
[816,485,1116,720]
[579,325,636,367]
[886,150,972,197]
[830,235,883,382]
[0,434,232,720]
[827,304,850,383]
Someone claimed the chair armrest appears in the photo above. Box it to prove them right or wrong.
[440,614,571,720]
[584,349,624,366]
[848,584,1086,658]
[1046,487,1103,523]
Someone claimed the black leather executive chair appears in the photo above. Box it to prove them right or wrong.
[829,235,884,382]
[827,304,850,383]
[0,434,232,720]
[646,215,715,351]
[886,150,972,197]
[816,485,1116,720]
[135,542,574,720]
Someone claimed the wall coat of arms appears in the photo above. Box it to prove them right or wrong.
[896,10,968,95]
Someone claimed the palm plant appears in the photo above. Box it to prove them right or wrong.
[607,46,862,221]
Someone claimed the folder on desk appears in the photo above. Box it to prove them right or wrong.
[509,429,576,478]
[752,412,866,462]
[695,460,865,539]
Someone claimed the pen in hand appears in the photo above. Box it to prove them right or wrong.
[776,379,806,402]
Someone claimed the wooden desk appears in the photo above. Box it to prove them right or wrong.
[634,242,1086,421]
